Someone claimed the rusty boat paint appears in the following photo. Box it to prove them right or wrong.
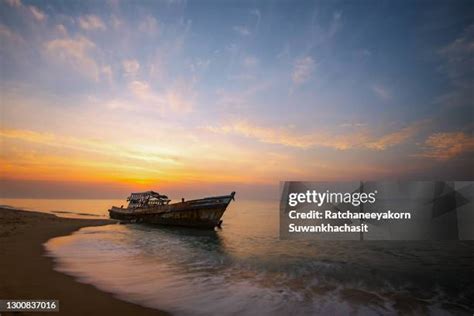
[109,192,235,229]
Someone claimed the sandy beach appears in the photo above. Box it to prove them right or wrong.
[0,207,168,315]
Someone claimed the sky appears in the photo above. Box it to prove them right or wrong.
[0,0,473,199]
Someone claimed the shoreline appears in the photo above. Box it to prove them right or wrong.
[0,207,169,315]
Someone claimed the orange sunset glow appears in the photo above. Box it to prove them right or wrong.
[1,0,473,199]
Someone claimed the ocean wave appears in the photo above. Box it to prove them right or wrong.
[44,216,474,315]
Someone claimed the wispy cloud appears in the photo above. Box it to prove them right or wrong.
[29,5,46,21]
[78,14,106,31]
[418,132,474,160]
[44,35,100,81]
[0,23,24,45]
[434,24,473,111]
[5,0,22,8]
[242,55,258,68]
[4,0,46,22]
[110,15,122,29]
[205,120,423,151]
[328,11,342,37]
[233,25,250,36]
[438,24,474,85]
[129,80,194,113]
[0,0,472,191]
[101,65,113,84]
[55,24,67,35]
[122,59,140,77]
[365,124,420,150]
[307,9,343,51]
[357,49,372,58]
[190,58,210,72]
[371,84,391,100]
[292,56,315,84]
[250,9,261,30]
[0,128,182,183]
[139,15,159,33]
[0,128,179,164]
[205,120,327,149]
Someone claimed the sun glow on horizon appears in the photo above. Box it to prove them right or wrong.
[0,0,473,198]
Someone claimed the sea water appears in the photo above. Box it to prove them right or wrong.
[3,199,473,315]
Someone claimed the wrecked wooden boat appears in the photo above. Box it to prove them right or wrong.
[109,191,235,229]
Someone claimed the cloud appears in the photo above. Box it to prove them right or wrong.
[101,65,113,84]
[438,24,474,84]
[242,56,258,68]
[371,84,391,100]
[250,9,261,29]
[44,36,100,81]
[4,0,46,24]
[129,80,154,101]
[339,122,367,128]
[328,11,342,37]
[5,0,22,7]
[206,120,368,150]
[233,25,250,36]
[0,128,179,166]
[191,58,210,72]
[0,23,24,45]
[122,59,140,77]
[206,120,426,151]
[0,24,14,38]
[358,49,372,58]
[139,16,159,33]
[79,14,106,30]
[434,24,473,112]
[55,24,67,35]
[205,121,325,149]
[292,56,315,84]
[231,9,260,38]
[418,132,474,161]
[129,80,194,113]
[110,15,122,29]
[3,1,46,22]
[364,124,420,150]
[29,5,46,21]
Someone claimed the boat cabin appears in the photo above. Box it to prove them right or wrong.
[127,191,171,208]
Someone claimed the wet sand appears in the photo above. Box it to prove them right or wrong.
[0,207,168,315]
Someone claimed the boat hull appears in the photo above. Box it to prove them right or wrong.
[108,193,234,229]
